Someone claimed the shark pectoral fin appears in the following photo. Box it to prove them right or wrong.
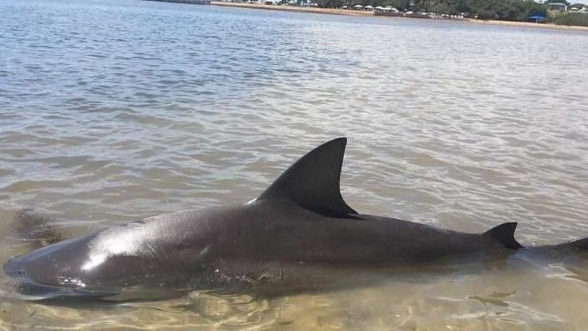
[258,138,357,218]
[483,222,523,249]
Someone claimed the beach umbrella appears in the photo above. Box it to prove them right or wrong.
[528,15,545,23]
[353,4,363,9]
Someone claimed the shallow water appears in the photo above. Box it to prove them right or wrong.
[1,0,587,329]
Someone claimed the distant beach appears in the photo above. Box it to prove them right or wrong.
[211,1,588,31]
[211,1,373,16]
[466,18,588,31]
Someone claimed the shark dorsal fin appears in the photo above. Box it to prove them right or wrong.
[483,222,523,249]
[258,138,357,218]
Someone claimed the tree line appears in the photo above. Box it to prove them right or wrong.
[316,0,556,22]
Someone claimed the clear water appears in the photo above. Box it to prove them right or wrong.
[1,0,587,329]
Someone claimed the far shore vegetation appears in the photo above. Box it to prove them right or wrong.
[337,0,587,26]
[255,0,588,27]
[552,11,588,25]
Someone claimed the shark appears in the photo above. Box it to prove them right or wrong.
[3,138,587,301]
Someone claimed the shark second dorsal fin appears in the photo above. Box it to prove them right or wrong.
[483,222,523,249]
[258,138,357,218]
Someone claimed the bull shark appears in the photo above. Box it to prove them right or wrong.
[3,138,588,301]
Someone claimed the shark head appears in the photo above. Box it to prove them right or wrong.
[3,233,114,299]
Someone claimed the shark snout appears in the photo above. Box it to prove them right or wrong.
[3,256,80,300]
[3,256,29,279]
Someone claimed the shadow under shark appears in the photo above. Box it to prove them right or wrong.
[3,138,588,301]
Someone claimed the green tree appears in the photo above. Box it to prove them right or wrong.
[381,0,407,10]
[544,0,570,5]
[316,0,344,7]
[554,12,588,26]
[430,2,449,13]
[317,0,550,22]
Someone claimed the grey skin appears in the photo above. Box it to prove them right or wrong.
[3,138,588,301]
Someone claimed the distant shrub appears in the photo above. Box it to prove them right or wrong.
[553,12,588,26]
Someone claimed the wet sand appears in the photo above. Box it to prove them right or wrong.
[211,2,588,31]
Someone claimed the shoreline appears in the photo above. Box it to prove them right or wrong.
[210,2,588,31]
[211,2,373,16]
[465,18,588,31]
